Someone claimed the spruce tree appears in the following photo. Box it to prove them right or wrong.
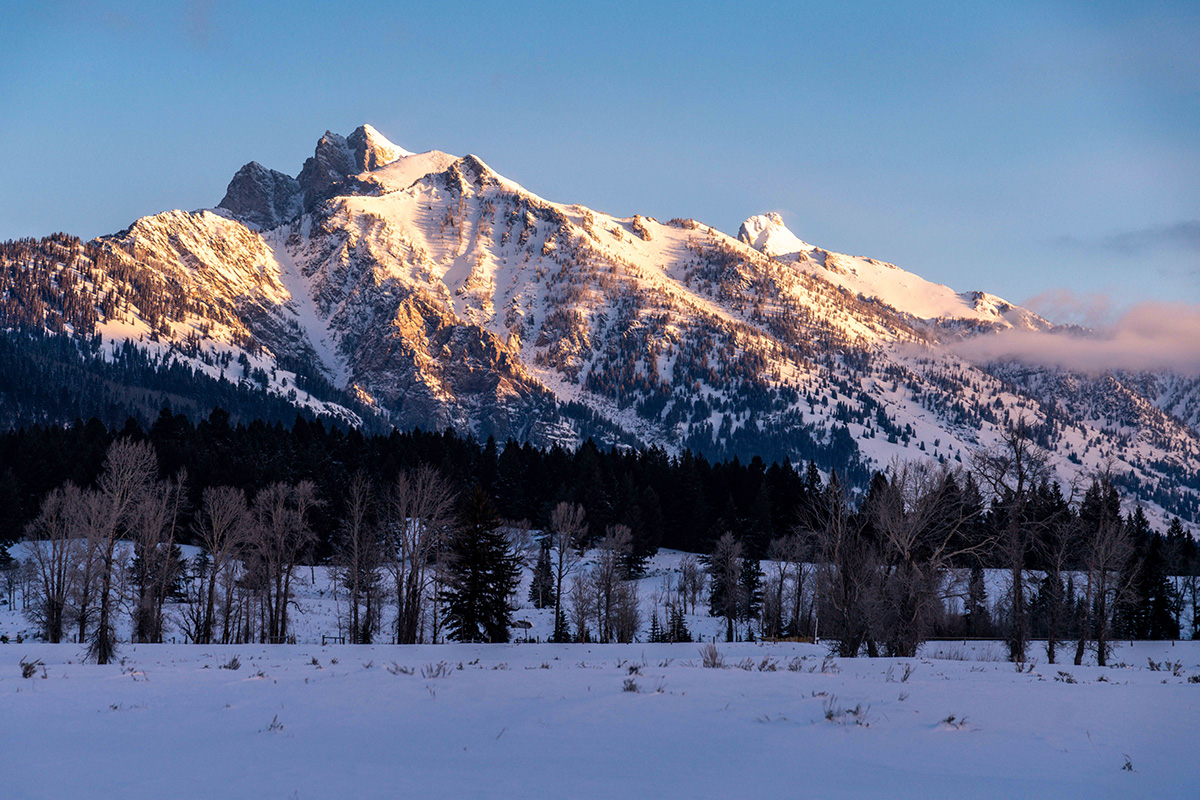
[648,610,664,643]
[528,536,554,609]
[966,564,989,637]
[668,604,692,643]
[444,488,521,643]
[740,552,763,629]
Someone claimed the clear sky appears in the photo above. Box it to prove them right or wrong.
[2,1,1197,320]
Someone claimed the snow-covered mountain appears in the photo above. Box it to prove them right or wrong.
[3,125,1200,527]
[737,213,1049,330]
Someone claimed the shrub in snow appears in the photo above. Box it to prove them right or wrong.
[699,644,724,669]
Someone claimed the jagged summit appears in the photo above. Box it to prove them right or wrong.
[218,162,302,230]
[347,124,409,171]
[738,212,815,257]
[219,125,413,224]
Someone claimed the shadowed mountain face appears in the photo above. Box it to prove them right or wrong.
[4,125,1200,526]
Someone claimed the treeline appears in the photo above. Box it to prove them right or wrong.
[1,411,1198,661]
[0,407,831,561]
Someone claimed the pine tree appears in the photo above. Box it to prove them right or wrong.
[528,536,554,609]
[740,553,763,628]
[965,564,989,636]
[551,608,572,644]
[668,604,692,643]
[444,488,521,643]
[648,610,664,643]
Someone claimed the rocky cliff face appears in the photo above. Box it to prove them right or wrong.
[218,162,301,230]
[6,124,1200,527]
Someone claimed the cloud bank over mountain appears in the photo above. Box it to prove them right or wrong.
[953,301,1200,375]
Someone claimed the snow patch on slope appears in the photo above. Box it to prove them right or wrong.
[266,229,350,387]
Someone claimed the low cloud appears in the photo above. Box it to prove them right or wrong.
[1102,221,1200,255]
[1052,220,1200,256]
[1022,288,1116,327]
[952,301,1200,375]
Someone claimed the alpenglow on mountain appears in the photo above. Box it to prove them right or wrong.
[3,124,1200,526]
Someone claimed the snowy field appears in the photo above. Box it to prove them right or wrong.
[2,639,1198,799]
[2,546,1198,798]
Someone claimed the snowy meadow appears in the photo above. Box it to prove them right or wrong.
[3,639,1197,799]
[3,550,1198,799]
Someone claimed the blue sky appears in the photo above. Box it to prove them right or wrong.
[2,1,1197,318]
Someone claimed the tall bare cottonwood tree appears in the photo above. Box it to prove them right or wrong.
[24,484,84,642]
[192,485,251,644]
[250,481,318,643]
[547,502,586,642]
[90,439,158,663]
[386,466,457,644]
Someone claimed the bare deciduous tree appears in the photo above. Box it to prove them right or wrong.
[192,485,251,644]
[592,524,632,642]
[613,579,640,644]
[385,466,457,644]
[677,554,705,615]
[547,501,586,642]
[250,481,318,643]
[764,533,811,639]
[129,470,187,644]
[90,439,158,663]
[1074,477,1134,667]
[334,471,384,644]
[866,462,982,658]
[809,476,880,657]
[971,418,1049,662]
[567,571,594,643]
[24,484,84,642]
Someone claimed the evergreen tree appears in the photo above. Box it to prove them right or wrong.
[966,564,989,636]
[444,488,521,643]
[528,536,554,609]
[668,604,692,643]
[740,552,763,627]
[647,610,664,643]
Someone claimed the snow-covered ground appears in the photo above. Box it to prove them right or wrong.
[2,639,1197,799]
[2,545,1198,798]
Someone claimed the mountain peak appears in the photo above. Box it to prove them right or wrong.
[347,124,410,172]
[295,125,411,211]
[738,213,814,257]
[217,161,302,230]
